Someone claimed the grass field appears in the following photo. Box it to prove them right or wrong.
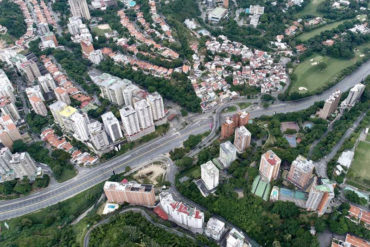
[222,106,237,113]
[92,25,112,36]
[296,0,325,17]
[238,102,252,109]
[346,141,370,191]
[297,20,346,42]
[289,43,370,94]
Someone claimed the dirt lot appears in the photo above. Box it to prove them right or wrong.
[134,163,167,185]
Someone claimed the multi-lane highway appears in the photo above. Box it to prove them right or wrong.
[0,60,369,221]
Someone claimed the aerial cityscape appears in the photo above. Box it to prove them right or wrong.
[0,0,369,246]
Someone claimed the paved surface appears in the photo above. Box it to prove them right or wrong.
[0,60,369,221]
[83,207,194,247]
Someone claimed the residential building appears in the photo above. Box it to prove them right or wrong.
[348,204,370,229]
[49,101,67,127]
[147,92,165,121]
[0,147,38,182]
[201,161,219,190]
[319,90,342,119]
[38,73,56,93]
[249,5,265,15]
[70,112,90,141]
[306,178,335,216]
[342,83,366,108]
[0,115,22,149]
[221,118,235,139]
[234,126,251,153]
[123,84,139,106]
[88,121,110,150]
[26,85,45,101]
[81,40,94,58]
[239,111,250,126]
[159,191,204,229]
[88,50,103,65]
[219,141,237,168]
[134,99,155,134]
[0,69,15,102]
[0,97,20,121]
[102,111,123,142]
[205,217,225,241]
[331,234,370,247]
[54,87,71,105]
[120,105,140,139]
[226,228,250,247]
[20,60,41,83]
[223,0,229,8]
[41,32,58,48]
[287,155,314,189]
[208,7,228,23]
[29,96,48,116]
[104,180,155,206]
[68,0,91,20]
[59,105,78,131]
[259,150,281,182]
[67,17,83,35]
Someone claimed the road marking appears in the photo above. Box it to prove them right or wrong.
[0,125,207,216]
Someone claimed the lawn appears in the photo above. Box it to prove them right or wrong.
[222,105,237,113]
[289,43,370,94]
[296,0,325,17]
[346,141,370,191]
[296,20,346,42]
[366,132,370,142]
[237,102,252,109]
[91,25,112,36]
[59,168,78,182]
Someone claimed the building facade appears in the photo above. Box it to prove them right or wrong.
[201,161,219,190]
[319,90,342,119]
[287,155,314,189]
[306,178,335,216]
[88,121,110,150]
[102,111,123,142]
[54,87,71,105]
[68,0,91,20]
[234,126,251,153]
[147,92,165,121]
[120,105,141,138]
[259,150,281,182]
[219,141,237,168]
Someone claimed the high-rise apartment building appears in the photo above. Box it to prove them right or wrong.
[26,85,45,101]
[0,97,20,121]
[342,83,366,108]
[319,90,342,119]
[59,105,78,131]
[68,0,91,20]
[159,191,204,229]
[38,73,56,93]
[67,17,83,35]
[219,141,237,168]
[0,69,15,102]
[259,150,281,182]
[221,118,235,139]
[88,121,110,150]
[205,218,226,241]
[120,105,140,139]
[226,228,249,247]
[306,177,335,216]
[123,84,139,106]
[147,92,165,121]
[0,147,37,182]
[104,180,156,206]
[49,101,67,127]
[0,115,22,149]
[287,155,314,189]
[70,112,90,141]
[201,161,219,190]
[234,126,251,153]
[54,87,71,105]
[223,0,229,8]
[29,96,48,117]
[239,111,250,126]
[134,99,155,132]
[20,60,41,83]
[102,111,123,142]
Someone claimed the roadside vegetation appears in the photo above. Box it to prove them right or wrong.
[0,0,27,38]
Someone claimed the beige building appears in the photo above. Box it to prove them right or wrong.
[234,126,251,153]
[68,0,91,20]
[54,87,71,105]
[0,97,20,121]
[20,60,41,83]
[319,90,341,119]
[29,96,48,116]
[287,155,314,189]
[104,181,155,207]
[0,115,22,149]
[259,150,281,182]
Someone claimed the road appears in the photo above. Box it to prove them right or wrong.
[83,207,194,247]
[0,59,369,221]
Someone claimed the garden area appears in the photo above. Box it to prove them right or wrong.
[295,0,324,17]
[296,20,347,42]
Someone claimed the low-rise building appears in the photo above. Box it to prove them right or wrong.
[104,180,155,206]
[205,217,226,241]
[226,228,250,247]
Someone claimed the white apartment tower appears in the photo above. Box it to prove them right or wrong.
[0,69,15,102]
[26,85,45,101]
[68,0,91,20]
[120,105,140,137]
[49,101,67,127]
[54,87,71,105]
[219,141,237,168]
[134,99,154,130]
[102,111,123,142]
[342,83,366,107]
[29,96,48,116]
[0,97,20,121]
[201,161,219,190]
[71,112,90,141]
[88,121,110,150]
[147,92,165,121]
[234,126,251,153]
[38,73,56,93]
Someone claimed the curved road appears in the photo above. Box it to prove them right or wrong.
[0,60,369,221]
[83,207,194,247]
